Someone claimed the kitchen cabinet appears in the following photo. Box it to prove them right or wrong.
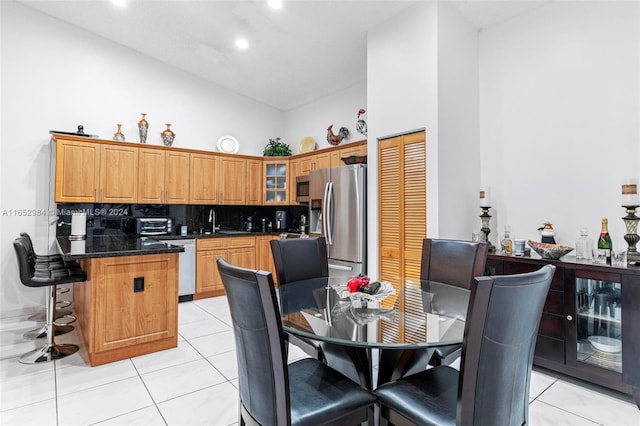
[195,237,256,298]
[247,159,263,205]
[189,152,219,204]
[330,142,368,167]
[486,254,640,408]
[75,253,178,366]
[54,137,101,203]
[219,156,247,204]
[138,149,190,204]
[263,159,289,204]
[256,235,279,285]
[54,136,138,203]
[378,131,426,342]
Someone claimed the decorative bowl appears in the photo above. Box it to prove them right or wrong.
[341,155,367,165]
[527,240,574,260]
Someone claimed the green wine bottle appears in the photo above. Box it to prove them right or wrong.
[597,218,612,264]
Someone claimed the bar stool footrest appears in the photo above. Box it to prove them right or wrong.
[19,343,79,364]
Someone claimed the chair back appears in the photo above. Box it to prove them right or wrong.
[14,237,38,287]
[216,258,290,426]
[458,264,555,425]
[270,237,328,284]
[420,238,488,289]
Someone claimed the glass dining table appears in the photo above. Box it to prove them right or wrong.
[276,276,471,389]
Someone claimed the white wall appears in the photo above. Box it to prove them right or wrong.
[283,81,367,153]
[0,2,284,316]
[479,1,640,249]
[437,1,480,241]
[367,1,439,278]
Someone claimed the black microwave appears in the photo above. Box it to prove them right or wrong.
[296,175,310,203]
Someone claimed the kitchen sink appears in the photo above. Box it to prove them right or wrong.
[216,230,251,235]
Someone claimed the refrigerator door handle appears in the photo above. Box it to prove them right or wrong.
[324,181,334,245]
[328,263,353,271]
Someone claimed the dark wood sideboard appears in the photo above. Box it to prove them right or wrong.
[486,254,640,409]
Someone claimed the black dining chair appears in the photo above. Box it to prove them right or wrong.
[216,258,376,426]
[375,264,555,426]
[270,237,366,386]
[421,238,488,366]
[269,237,328,360]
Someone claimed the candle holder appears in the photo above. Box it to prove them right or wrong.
[622,205,640,265]
[480,206,496,253]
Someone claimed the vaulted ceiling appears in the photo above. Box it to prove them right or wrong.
[18,0,550,111]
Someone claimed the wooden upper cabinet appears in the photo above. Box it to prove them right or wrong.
[138,149,189,204]
[247,159,263,205]
[311,152,331,170]
[331,143,368,167]
[164,151,190,204]
[189,152,218,204]
[99,144,138,203]
[54,138,101,203]
[138,148,165,204]
[219,156,247,204]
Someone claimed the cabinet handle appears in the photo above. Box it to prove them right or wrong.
[566,315,573,321]
[165,190,168,203]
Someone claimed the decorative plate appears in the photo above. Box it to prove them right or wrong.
[588,336,622,353]
[299,136,316,153]
[217,135,239,154]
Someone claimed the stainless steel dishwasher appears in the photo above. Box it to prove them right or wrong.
[165,239,196,302]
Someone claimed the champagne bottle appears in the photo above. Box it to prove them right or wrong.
[597,218,612,263]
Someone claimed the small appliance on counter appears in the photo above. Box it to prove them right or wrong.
[244,216,254,232]
[274,210,289,231]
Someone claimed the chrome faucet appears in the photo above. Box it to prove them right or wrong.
[208,209,218,233]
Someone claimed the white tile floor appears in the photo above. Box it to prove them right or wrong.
[1,296,638,425]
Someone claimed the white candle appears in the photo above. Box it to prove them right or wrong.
[71,212,87,237]
[479,187,491,207]
[622,179,639,206]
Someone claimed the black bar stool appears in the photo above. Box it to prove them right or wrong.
[19,232,73,334]
[13,236,87,363]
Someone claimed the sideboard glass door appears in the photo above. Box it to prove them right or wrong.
[575,277,622,373]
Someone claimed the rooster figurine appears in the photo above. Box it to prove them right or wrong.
[327,125,349,146]
[356,109,367,136]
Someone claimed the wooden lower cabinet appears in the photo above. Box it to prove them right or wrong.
[195,237,256,298]
[75,253,178,366]
[256,235,279,284]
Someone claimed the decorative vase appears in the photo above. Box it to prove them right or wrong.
[138,113,148,144]
[161,123,175,146]
[113,124,125,142]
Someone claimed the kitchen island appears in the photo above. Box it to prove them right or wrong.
[57,235,183,366]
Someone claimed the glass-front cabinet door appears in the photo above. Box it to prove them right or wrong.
[575,273,622,373]
[263,160,289,204]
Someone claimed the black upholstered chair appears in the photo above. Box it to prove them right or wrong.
[14,236,87,363]
[19,232,73,327]
[375,264,555,426]
[216,258,376,426]
[269,237,328,360]
[421,238,488,366]
[270,237,329,284]
[270,237,365,385]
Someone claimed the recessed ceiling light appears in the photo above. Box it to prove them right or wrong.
[235,38,249,50]
[111,0,127,7]
[268,0,283,10]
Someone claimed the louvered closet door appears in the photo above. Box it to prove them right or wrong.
[378,130,426,344]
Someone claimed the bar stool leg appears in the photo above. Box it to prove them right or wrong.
[23,284,75,340]
[20,285,78,364]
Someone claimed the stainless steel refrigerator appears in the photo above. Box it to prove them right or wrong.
[309,164,366,278]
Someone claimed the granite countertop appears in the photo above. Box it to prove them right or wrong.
[154,231,295,240]
[57,235,184,260]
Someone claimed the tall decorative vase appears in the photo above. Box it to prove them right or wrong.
[138,113,148,144]
[113,124,125,141]
[161,123,175,146]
